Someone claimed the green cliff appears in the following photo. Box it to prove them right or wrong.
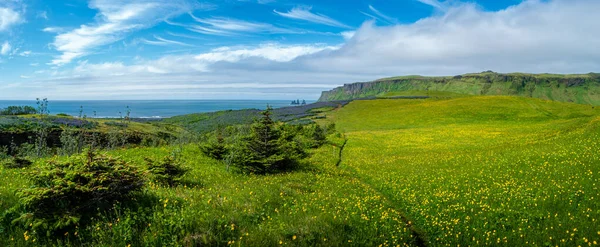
[318,72,600,105]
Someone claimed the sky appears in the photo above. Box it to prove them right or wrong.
[0,0,599,100]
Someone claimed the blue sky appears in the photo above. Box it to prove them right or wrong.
[0,0,598,100]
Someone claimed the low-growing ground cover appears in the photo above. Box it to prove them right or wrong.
[2,95,599,246]
[0,139,418,246]
[330,96,600,246]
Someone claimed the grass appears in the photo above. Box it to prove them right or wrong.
[379,90,469,98]
[0,139,417,246]
[163,101,349,133]
[2,95,600,246]
[319,72,600,105]
[327,96,600,246]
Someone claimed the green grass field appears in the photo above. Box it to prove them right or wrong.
[2,95,600,246]
[330,96,600,246]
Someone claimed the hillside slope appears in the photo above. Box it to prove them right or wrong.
[318,72,600,105]
[324,96,600,246]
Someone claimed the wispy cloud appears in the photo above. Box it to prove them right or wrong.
[42,27,65,33]
[1,41,11,55]
[37,11,48,20]
[274,6,351,29]
[0,7,22,31]
[191,15,272,32]
[362,5,397,24]
[49,0,207,65]
[140,35,193,46]
[187,14,304,36]
[11,0,600,100]
[417,0,447,11]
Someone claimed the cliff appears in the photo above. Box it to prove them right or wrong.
[318,72,600,105]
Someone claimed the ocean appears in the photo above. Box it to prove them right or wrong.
[0,100,308,118]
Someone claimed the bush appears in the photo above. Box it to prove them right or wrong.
[200,131,227,160]
[229,107,306,174]
[308,124,327,148]
[146,155,188,186]
[0,146,9,160]
[0,105,37,115]
[12,150,145,235]
[1,157,33,169]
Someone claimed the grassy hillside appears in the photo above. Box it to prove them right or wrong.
[319,72,600,105]
[1,138,419,246]
[2,95,599,246]
[326,96,600,246]
[0,115,181,152]
[163,101,350,134]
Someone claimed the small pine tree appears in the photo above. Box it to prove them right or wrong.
[310,124,327,148]
[200,129,227,160]
[231,106,303,174]
[146,155,188,186]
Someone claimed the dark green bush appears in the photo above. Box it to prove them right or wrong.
[2,156,33,169]
[308,124,327,148]
[146,155,188,186]
[0,105,37,115]
[200,132,227,160]
[12,150,144,235]
[229,107,306,174]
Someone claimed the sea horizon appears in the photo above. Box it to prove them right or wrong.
[0,99,315,118]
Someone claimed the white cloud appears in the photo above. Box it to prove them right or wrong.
[140,35,192,46]
[183,14,310,36]
[42,27,65,33]
[0,7,22,31]
[417,0,447,10]
[274,6,351,29]
[12,0,600,100]
[366,5,397,24]
[49,0,207,65]
[340,31,355,40]
[191,15,272,32]
[1,41,11,55]
[301,0,600,75]
[19,50,31,56]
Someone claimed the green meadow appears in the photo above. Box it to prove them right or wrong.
[2,95,600,246]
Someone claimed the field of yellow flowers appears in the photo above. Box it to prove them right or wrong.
[1,95,599,246]
[0,138,417,246]
[332,96,600,246]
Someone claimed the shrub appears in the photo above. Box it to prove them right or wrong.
[229,107,306,174]
[308,124,327,148]
[200,131,227,160]
[0,146,9,160]
[0,105,37,115]
[325,123,336,134]
[1,157,33,169]
[12,150,144,235]
[146,155,188,186]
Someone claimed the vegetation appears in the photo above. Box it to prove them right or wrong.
[319,71,600,105]
[1,93,600,246]
[146,155,188,186]
[7,151,145,238]
[327,96,600,246]
[164,101,350,134]
[0,106,37,116]
[226,107,306,174]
